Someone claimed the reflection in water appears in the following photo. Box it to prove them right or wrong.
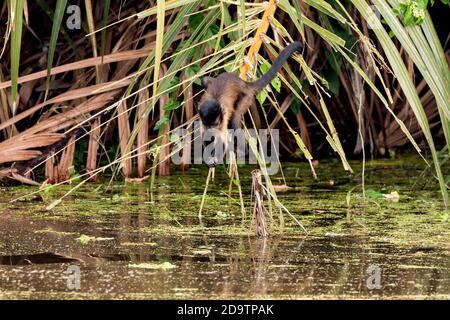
[0,160,449,299]
[0,212,448,299]
[0,253,80,265]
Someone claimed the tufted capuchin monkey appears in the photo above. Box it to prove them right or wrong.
[198,41,303,167]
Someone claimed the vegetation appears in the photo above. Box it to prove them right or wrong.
[0,0,448,208]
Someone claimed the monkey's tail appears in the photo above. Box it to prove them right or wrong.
[249,41,303,92]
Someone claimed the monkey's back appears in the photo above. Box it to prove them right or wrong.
[206,73,247,99]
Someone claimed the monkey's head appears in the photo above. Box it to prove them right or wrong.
[198,99,226,168]
[198,99,222,127]
[199,77,221,126]
[198,77,228,168]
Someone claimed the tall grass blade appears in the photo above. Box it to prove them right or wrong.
[45,0,67,100]
[151,0,166,113]
[10,0,25,115]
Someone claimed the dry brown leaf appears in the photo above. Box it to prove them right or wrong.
[0,46,154,90]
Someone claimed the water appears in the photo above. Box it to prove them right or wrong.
[0,158,449,299]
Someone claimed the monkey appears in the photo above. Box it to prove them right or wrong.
[198,41,304,167]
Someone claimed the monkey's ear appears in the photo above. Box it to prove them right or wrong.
[201,77,214,89]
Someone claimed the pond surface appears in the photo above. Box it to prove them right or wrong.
[0,157,449,299]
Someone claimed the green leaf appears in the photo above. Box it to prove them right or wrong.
[260,63,269,73]
[163,99,180,111]
[185,63,201,85]
[45,0,68,99]
[189,13,204,31]
[365,189,384,200]
[10,0,25,115]
[169,75,180,88]
[155,115,170,131]
[205,0,217,7]
[151,0,166,117]
[271,77,281,93]
[256,90,268,105]
[207,24,224,47]
[259,63,281,92]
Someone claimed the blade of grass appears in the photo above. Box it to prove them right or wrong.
[84,0,99,82]
[44,0,67,101]
[151,0,165,113]
[10,0,25,115]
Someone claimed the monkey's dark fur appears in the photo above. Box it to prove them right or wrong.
[199,41,303,167]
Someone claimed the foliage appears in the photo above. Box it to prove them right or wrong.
[394,0,449,27]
